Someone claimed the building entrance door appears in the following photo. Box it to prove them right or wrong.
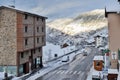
[23,62,29,74]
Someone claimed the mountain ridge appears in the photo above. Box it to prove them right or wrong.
[46,9,107,45]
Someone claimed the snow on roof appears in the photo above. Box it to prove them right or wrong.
[106,0,120,12]
[108,69,118,74]
[93,56,103,61]
[92,69,103,78]
[85,38,95,43]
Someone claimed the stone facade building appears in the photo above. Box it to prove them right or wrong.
[0,6,47,76]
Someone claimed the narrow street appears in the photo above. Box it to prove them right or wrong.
[36,47,99,80]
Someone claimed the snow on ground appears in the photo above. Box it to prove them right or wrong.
[26,50,82,80]
[0,72,15,80]
[0,72,7,80]
[86,66,93,80]
[43,42,76,62]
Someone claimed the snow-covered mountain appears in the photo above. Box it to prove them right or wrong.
[46,9,108,45]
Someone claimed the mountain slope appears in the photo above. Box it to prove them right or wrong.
[46,9,107,45]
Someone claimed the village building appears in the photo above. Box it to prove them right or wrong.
[0,6,47,76]
[92,56,104,80]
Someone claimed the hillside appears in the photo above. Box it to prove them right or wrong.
[46,9,108,45]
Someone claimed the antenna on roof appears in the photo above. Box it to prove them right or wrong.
[9,0,15,8]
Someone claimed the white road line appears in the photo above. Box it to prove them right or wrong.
[56,70,62,74]
[73,71,77,74]
[69,71,73,74]
[53,70,57,74]
[60,70,64,74]
[65,71,69,74]
[77,71,82,75]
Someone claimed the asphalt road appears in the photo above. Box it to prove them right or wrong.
[36,47,98,80]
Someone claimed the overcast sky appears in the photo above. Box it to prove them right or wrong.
[0,0,119,20]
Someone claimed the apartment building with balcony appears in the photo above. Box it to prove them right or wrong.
[0,6,47,76]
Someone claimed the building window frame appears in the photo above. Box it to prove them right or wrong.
[25,38,28,46]
[42,18,44,22]
[96,61,100,66]
[21,52,24,58]
[37,27,39,32]
[39,47,41,52]
[42,27,44,32]
[37,37,39,43]
[25,26,28,33]
[42,37,44,43]
[37,17,39,21]
[24,14,28,19]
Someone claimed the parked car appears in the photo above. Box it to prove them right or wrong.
[61,56,69,62]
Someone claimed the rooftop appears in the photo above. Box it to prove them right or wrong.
[106,0,120,12]
[93,56,103,61]
[108,69,118,74]
[0,6,47,19]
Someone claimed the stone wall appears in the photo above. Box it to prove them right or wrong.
[20,51,30,64]
[0,8,17,65]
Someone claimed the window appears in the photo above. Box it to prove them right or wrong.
[42,27,44,32]
[24,14,28,19]
[37,17,39,21]
[25,26,28,32]
[111,52,117,59]
[37,27,39,32]
[118,49,120,60]
[37,37,39,43]
[25,38,28,46]
[42,37,44,42]
[21,52,24,58]
[42,18,44,22]
[34,49,36,54]
[96,62,100,66]
[39,47,41,52]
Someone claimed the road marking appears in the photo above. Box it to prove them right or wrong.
[77,71,82,74]
[55,70,84,75]
[68,71,73,74]
[53,70,57,74]
[60,71,65,74]
[73,71,77,74]
[56,70,62,74]
[65,71,69,74]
